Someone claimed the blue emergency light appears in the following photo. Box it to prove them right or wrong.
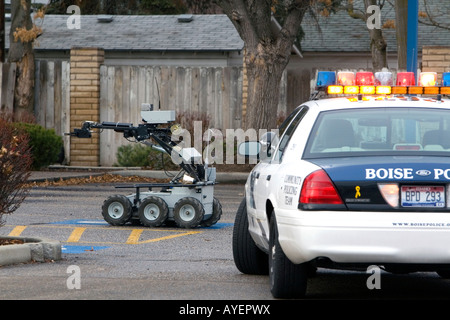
[316,71,336,87]
[443,72,450,86]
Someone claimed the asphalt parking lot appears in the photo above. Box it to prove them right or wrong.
[0,181,277,300]
[2,177,450,302]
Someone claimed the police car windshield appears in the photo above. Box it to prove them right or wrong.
[303,107,450,159]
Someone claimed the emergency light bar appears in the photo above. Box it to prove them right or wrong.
[316,71,450,96]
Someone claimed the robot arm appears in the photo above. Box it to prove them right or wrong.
[67,110,206,182]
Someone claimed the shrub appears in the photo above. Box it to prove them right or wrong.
[116,111,213,170]
[0,119,33,223]
[115,143,178,170]
[13,123,63,170]
[116,144,151,167]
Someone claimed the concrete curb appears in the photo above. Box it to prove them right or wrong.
[0,236,62,267]
[114,170,249,184]
[35,166,250,184]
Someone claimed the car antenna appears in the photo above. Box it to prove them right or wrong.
[155,77,161,110]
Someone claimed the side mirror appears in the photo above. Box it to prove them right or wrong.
[259,131,279,158]
[238,141,261,157]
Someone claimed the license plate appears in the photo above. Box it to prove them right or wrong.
[401,186,446,208]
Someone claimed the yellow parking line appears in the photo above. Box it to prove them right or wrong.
[126,229,144,244]
[136,230,202,244]
[8,226,27,237]
[2,224,202,245]
[67,227,86,243]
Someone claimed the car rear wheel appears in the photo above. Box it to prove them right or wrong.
[436,270,450,279]
[269,213,308,299]
[232,199,269,275]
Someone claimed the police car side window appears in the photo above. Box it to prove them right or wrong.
[275,106,308,162]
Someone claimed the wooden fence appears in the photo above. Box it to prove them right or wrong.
[0,63,16,115]
[99,65,245,166]
[1,60,72,163]
[1,61,71,134]
[1,60,305,167]
[34,60,71,163]
[99,65,244,129]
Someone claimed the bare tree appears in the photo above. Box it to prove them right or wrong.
[419,0,450,31]
[345,0,388,70]
[213,0,312,131]
[7,0,42,117]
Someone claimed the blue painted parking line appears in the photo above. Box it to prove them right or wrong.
[202,222,233,229]
[62,245,110,254]
[51,219,109,225]
[52,219,233,229]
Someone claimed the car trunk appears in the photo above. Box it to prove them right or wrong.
[308,156,450,211]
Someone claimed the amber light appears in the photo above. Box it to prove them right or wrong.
[424,87,440,95]
[344,86,359,94]
[408,86,424,94]
[391,86,407,94]
[360,86,375,94]
[327,85,344,94]
[376,86,391,95]
[440,87,450,94]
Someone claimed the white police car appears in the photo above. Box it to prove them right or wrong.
[232,70,450,298]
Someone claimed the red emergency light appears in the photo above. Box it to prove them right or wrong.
[356,72,374,85]
[396,72,416,86]
[337,72,355,86]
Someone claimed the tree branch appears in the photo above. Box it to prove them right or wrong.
[419,0,450,31]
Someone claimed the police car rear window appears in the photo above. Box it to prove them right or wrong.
[303,107,450,159]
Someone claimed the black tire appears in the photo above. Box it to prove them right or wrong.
[173,197,205,228]
[269,214,308,299]
[200,197,222,227]
[138,196,169,227]
[102,195,132,226]
[232,199,269,275]
[437,270,450,279]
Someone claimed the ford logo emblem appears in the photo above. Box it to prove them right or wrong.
[416,170,431,176]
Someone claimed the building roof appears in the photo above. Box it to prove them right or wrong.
[5,2,448,55]
[6,14,244,52]
[300,0,450,53]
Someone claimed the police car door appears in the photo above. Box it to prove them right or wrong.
[252,107,308,219]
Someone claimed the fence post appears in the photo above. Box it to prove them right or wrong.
[69,47,104,167]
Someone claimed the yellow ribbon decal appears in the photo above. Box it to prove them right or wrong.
[355,186,361,198]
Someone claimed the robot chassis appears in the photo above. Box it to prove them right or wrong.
[68,108,222,229]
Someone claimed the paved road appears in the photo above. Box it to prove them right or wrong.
[1,182,450,302]
[0,183,275,301]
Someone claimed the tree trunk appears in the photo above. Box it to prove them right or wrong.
[395,0,408,70]
[217,0,308,131]
[244,44,288,131]
[8,0,35,116]
[368,27,388,71]
[365,0,387,71]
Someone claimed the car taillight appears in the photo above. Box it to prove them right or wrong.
[299,170,343,205]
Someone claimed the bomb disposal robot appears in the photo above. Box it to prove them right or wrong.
[69,106,221,229]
